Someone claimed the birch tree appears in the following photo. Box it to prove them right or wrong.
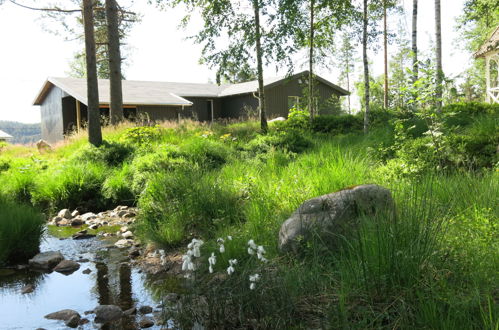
[434,0,442,111]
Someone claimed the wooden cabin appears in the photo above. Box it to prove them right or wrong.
[33,71,349,144]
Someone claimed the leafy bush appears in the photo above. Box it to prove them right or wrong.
[0,199,44,265]
[311,114,363,134]
[121,125,163,146]
[244,130,312,154]
[72,140,134,166]
[181,137,231,169]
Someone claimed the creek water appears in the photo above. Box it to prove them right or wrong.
[0,229,176,329]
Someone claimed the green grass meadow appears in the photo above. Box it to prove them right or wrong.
[0,104,497,328]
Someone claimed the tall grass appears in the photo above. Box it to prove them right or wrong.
[0,199,44,265]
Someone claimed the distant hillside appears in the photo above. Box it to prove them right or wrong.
[0,121,41,145]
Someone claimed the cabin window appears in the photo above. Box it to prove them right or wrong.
[288,96,300,110]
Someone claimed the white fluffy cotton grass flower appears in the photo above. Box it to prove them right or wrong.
[249,273,260,290]
[208,252,217,273]
[227,259,237,275]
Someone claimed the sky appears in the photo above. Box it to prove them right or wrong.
[0,0,473,123]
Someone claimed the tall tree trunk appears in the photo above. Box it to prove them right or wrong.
[309,0,315,120]
[383,0,388,109]
[434,0,443,111]
[411,0,418,84]
[253,0,268,133]
[106,0,123,124]
[83,0,102,146]
[346,55,351,114]
[362,0,370,133]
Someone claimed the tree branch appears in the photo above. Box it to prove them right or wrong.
[9,0,81,13]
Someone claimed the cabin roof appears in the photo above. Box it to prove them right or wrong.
[0,129,13,139]
[474,25,499,58]
[33,71,349,106]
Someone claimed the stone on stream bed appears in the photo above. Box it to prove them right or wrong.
[58,209,72,219]
[138,305,153,314]
[138,316,155,328]
[29,251,64,270]
[115,239,134,248]
[53,260,80,274]
[21,284,35,294]
[44,309,80,321]
[94,305,124,323]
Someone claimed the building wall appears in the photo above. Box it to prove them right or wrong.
[219,77,343,120]
[40,86,64,144]
[265,77,341,118]
[220,94,259,119]
[62,96,77,134]
[137,105,181,121]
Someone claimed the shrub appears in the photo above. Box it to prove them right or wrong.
[121,125,163,146]
[311,114,363,134]
[181,137,231,169]
[72,140,134,166]
[0,158,10,173]
[0,199,44,265]
[244,130,312,154]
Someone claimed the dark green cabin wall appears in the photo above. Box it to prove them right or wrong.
[40,86,64,144]
[220,94,259,118]
[265,78,341,118]
[137,105,181,121]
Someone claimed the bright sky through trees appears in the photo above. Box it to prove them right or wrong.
[0,0,469,123]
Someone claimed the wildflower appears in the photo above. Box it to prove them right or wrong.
[249,273,260,290]
[227,235,233,241]
[248,239,257,250]
[208,253,216,273]
[247,247,255,255]
[227,259,237,275]
[256,245,266,261]
[217,238,225,253]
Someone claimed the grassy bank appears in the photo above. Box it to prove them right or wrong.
[0,103,497,327]
[0,198,44,265]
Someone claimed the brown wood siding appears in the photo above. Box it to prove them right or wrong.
[184,97,222,121]
[265,77,342,118]
[40,86,64,144]
[137,105,181,121]
[220,94,259,119]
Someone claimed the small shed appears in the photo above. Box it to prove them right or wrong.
[474,25,499,103]
[0,129,13,142]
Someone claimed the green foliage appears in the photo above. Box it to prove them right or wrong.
[311,114,363,134]
[0,158,9,173]
[101,164,136,205]
[72,140,134,166]
[137,169,245,246]
[285,105,310,129]
[0,198,44,265]
[32,161,109,212]
[121,125,163,146]
[244,129,312,154]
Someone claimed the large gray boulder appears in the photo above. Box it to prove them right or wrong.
[29,251,64,270]
[94,305,123,323]
[279,184,395,252]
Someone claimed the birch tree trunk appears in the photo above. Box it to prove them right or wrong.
[253,0,268,133]
[106,0,124,124]
[309,0,315,120]
[83,0,102,146]
[411,0,418,84]
[383,0,388,109]
[435,0,443,111]
[362,0,370,133]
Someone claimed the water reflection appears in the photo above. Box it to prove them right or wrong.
[0,232,166,329]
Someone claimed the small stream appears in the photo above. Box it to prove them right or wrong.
[0,228,178,329]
